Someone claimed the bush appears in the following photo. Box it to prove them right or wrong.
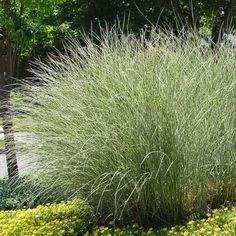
[87,207,236,235]
[0,198,91,236]
[0,177,71,211]
[0,179,22,211]
[19,29,236,225]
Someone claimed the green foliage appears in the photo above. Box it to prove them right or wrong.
[0,178,32,210]
[0,176,70,211]
[0,0,67,58]
[0,179,19,210]
[55,0,173,34]
[1,0,236,77]
[1,0,235,59]
[0,198,91,236]
[0,139,4,148]
[18,29,236,226]
[54,0,236,37]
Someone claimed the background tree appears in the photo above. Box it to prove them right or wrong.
[51,1,235,44]
[0,0,65,180]
[0,0,19,181]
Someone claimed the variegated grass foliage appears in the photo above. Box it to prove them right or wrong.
[19,28,236,226]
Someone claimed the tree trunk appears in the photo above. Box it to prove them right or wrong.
[0,72,19,180]
[0,0,19,181]
[0,20,19,180]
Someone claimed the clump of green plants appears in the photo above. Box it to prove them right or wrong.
[0,178,22,210]
[0,177,70,211]
[18,29,236,226]
[0,198,91,236]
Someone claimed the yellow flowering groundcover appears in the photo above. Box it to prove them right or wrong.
[87,207,236,236]
[0,198,91,236]
[1,197,236,236]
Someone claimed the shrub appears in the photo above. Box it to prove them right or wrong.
[0,178,22,210]
[0,198,91,236]
[0,177,70,211]
[19,29,236,225]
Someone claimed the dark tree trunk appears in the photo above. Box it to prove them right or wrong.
[0,72,19,180]
[0,0,19,180]
[212,0,236,47]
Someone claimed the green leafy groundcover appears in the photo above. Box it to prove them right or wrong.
[87,207,236,236]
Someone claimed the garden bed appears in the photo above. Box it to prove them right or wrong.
[0,198,91,236]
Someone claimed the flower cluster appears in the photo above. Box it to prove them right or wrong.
[87,207,236,235]
[0,198,91,236]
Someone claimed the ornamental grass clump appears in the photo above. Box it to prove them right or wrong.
[19,29,236,226]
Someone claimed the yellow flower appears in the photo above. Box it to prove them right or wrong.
[187,220,194,225]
